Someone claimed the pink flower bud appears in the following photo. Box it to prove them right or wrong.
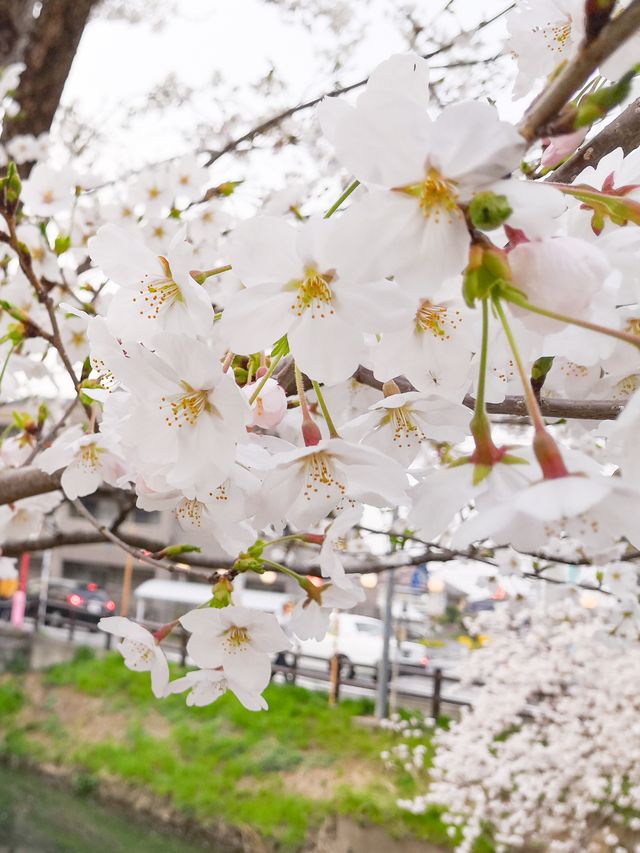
[243,378,287,428]
[541,127,588,169]
[302,417,322,447]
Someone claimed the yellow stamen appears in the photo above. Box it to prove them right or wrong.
[288,267,336,319]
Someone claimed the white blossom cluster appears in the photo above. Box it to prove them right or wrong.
[0,1,638,717]
[392,602,640,853]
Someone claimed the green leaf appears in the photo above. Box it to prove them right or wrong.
[54,234,72,256]
[531,356,554,381]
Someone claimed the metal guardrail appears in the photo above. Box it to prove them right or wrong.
[27,611,474,717]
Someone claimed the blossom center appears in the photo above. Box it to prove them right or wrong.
[133,256,184,320]
[538,20,571,52]
[78,442,100,472]
[415,300,461,339]
[385,406,424,449]
[177,498,203,526]
[121,639,154,670]
[289,267,336,319]
[304,453,346,501]
[398,168,461,222]
[161,382,213,428]
[223,625,251,648]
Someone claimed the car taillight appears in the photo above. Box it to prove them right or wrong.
[420,656,429,667]
[67,593,85,607]
[105,600,116,612]
[87,582,98,592]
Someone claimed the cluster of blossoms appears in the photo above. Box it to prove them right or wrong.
[390,602,640,853]
[0,0,638,742]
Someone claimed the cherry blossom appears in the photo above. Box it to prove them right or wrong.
[88,224,214,343]
[167,668,269,711]
[180,605,291,689]
[98,616,170,699]
[251,438,408,530]
[341,390,470,466]
[219,215,407,384]
[37,425,126,500]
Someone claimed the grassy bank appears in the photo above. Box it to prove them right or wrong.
[0,649,452,852]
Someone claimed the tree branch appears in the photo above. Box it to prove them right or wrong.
[518,0,640,142]
[350,366,626,421]
[0,466,61,505]
[549,96,640,183]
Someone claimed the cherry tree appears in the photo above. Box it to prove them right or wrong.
[0,0,639,770]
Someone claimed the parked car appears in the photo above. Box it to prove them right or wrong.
[0,579,116,627]
[291,612,429,679]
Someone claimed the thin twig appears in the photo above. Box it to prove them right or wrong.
[70,498,229,582]
[203,4,515,166]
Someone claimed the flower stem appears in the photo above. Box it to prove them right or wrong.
[493,297,569,479]
[504,290,640,351]
[311,380,339,438]
[294,364,312,420]
[248,352,283,404]
[474,299,490,415]
[190,264,232,284]
[0,342,16,395]
[469,299,501,466]
[324,179,360,219]
[262,557,309,588]
[264,534,307,548]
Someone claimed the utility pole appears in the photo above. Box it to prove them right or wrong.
[375,568,395,719]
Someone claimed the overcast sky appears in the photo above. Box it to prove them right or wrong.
[62,0,515,177]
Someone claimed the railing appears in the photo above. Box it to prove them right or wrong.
[21,609,474,717]
[271,650,472,718]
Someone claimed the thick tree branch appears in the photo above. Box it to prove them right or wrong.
[350,366,625,421]
[0,466,61,505]
[550,97,640,183]
[518,0,640,142]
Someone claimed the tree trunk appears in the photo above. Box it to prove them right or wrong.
[0,0,35,66]
[2,0,97,143]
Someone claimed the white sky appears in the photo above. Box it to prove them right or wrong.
[62,0,518,177]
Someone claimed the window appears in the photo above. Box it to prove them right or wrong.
[354,621,383,636]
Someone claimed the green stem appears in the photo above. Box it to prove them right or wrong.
[493,297,546,433]
[474,299,490,416]
[0,342,15,397]
[468,300,501,467]
[248,352,283,404]
[504,290,640,351]
[262,558,308,588]
[494,297,569,479]
[264,534,306,548]
[311,380,339,438]
[324,180,360,219]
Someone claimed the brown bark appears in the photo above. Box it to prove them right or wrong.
[0,466,61,505]
[0,0,35,66]
[550,97,640,184]
[2,0,97,143]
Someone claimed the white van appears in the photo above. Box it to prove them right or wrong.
[292,612,428,678]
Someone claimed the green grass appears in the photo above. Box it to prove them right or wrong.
[2,650,455,851]
[0,679,24,715]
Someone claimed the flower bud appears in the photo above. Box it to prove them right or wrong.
[468,191,513,231]
[302,416,322,447]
